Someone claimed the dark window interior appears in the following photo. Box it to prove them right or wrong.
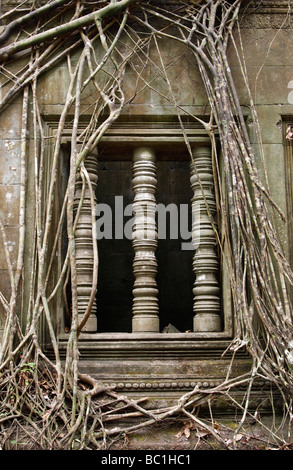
[96,160,194,333]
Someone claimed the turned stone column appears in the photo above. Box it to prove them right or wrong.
[190,146,221,332]
[74,150,98,332]
[132,147,159,332]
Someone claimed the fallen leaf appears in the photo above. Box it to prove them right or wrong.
[176,422,193,439]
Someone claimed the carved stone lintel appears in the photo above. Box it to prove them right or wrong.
[74,151,98,332]
[190,146,221,332]
[132,147,159,332]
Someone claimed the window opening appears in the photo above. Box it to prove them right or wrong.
[59,123,225,337]
[95,159,194,333]
[91,145,221,334]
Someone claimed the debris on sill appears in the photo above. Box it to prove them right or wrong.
[162,323,181,333]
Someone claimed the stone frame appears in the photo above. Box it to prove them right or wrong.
[283,116,293,269]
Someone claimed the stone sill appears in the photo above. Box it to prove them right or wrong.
[55,330,241,361]
[61,331,232,340]
[52,332,252,400]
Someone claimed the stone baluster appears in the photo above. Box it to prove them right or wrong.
[74,149,98,332]
[190,146,221,332]
[132,147,159,332]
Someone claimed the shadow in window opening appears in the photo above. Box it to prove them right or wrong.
[96,160,194,333]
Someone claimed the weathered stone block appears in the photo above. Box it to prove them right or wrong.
[0,184,20,226]
[0,139,21,184]
[0,104,23,139]
[0,225,19,270]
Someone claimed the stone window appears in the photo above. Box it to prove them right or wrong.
[54,117,233,335]
[45,116,238,396]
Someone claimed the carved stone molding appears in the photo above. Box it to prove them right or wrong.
[99,379,223,391]
[55,333,255,406]
[239,0,292,29]
[74,376,274,399]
